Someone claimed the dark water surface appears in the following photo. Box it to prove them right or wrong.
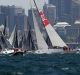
[0,53,80,75]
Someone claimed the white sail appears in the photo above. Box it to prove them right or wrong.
[32,10,48,50]
[0,24,4,32]
[39,11,67,47]
[8,26,16,45]
[45,24,67,47]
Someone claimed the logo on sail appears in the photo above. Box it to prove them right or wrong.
[39,11,49,26]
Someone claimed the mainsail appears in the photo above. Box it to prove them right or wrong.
[32,9,48,50]
[33,0,67,48]
[0,32,12,50]
[13,28,18,48]
[3,16,9,36]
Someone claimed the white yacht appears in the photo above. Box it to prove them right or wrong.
[31,0,69,54]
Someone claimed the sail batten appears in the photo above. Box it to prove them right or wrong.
[32,10,48,50]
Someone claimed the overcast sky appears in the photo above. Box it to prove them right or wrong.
[0,0,48,15]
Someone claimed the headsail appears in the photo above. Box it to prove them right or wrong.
[32,9,48,50]
[8,25,16,45]
[39,11,67,47]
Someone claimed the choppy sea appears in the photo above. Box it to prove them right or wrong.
[0,53,80,75]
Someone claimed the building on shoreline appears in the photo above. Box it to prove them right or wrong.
[0,5,28,35]
[49,0,80,25]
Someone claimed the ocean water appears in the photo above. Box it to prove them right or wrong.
[0,53,80,75]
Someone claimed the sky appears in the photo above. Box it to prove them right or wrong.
[0,0,48,15]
